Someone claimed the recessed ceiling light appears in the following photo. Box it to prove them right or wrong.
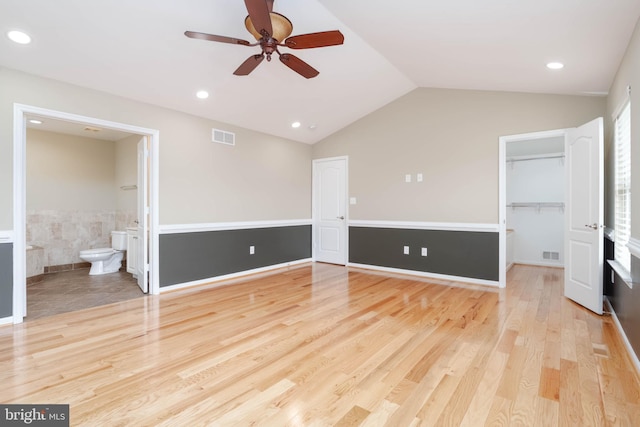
[7,30,31,44]
[308,124,317,130]
[546,62,564,70]
[196,90,209,99]
[28,119,43,125]
[291,122,301,128]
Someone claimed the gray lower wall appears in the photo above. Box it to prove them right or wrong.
[349,227,499,281]
[607,253,640,359]
[159,225,311,287]
[0,243,12,318]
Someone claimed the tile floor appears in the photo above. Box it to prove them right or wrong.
[26,269,144,321]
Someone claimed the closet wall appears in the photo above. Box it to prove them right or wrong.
[506,138,565,267]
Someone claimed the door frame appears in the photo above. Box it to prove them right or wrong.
[498,128,567,288]
[312,156,349,265]
[12,103,160,324]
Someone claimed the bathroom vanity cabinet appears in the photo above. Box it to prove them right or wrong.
[127,227,138,278]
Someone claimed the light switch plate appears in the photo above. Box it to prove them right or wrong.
[405,174,411,183]
[350,197,357,205]
[403,246,410,255]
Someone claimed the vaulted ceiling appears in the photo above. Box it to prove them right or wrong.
[2,0,639,143]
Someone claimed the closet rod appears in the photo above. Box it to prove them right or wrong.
[507,154,564,163]
[507,202,564,208]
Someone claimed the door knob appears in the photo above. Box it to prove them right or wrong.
[585,223,599,230]
[337,216,345,220]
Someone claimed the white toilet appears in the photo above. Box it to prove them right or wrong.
[79,231,127,275]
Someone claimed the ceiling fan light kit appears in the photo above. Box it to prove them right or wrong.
[185,0,344,78]
[245,12,293,42]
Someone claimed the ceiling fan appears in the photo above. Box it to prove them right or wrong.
[185,0,344,78]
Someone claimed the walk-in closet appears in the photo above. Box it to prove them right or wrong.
[506,136,565,269]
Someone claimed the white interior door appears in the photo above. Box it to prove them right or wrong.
[564,117,603,314]
[137,138,149,293]
[313,157,348,265]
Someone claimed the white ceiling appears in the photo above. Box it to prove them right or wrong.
[2,0,639,144]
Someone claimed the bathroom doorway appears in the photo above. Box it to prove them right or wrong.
[12,104,160,323]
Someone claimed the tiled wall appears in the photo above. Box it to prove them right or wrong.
[116,210,137,232]
[26,209,133,267]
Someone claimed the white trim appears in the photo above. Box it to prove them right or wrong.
[605,298,640,376]
[611,88,631,121]
[348,220,499,233]
[159,219,312,234]
[13,104,26,324]
[0,316,13,327]
[627,237,640,260]
[604,227,615,242]
[159,258,312,292]
[608,259,633,289]
[499,128,568,289]
[12,103,161,324]
[0,230,13,242]
[348,262,500,288]
[512,260,564,268]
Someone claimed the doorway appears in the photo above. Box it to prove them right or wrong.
[499,129,567,287]
[12,104,160,324]
[312,157,348,265]
[498,119,604,314]
[505,136,566,270]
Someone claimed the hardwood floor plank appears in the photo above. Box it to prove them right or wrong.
[0,263,638,426]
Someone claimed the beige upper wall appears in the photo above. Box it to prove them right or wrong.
[313,88,606,224]
[26,129,116,211]
[605,17,640,236]
[0,68,312,229]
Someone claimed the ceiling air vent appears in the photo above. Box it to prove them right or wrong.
[212,128,235,146]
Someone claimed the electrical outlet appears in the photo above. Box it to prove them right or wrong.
[403,246,410,255]
[417,173,423,182]
[405,174,411,183]
[421,247,428,256]
[249,245,255,255]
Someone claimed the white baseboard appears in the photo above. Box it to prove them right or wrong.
[605,298,640,376]
[513,260,564,268]
[159,258,312,293]
[0,316,14,327]
[347,263,500,288]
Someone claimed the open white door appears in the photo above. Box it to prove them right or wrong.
[313,157,348,265]
[565,117,603,314]
[137,138,149,293]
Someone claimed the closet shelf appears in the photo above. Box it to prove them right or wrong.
[507,202,564,213]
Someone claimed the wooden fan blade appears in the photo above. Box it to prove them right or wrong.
[284,31,344,49]
[266,0,274,12]
[244,0,272,37]
[185,31,251,46]
[279,53,319,79]
[234,54,265,76]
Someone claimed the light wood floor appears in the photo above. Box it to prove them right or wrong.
[1,263,638,426]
